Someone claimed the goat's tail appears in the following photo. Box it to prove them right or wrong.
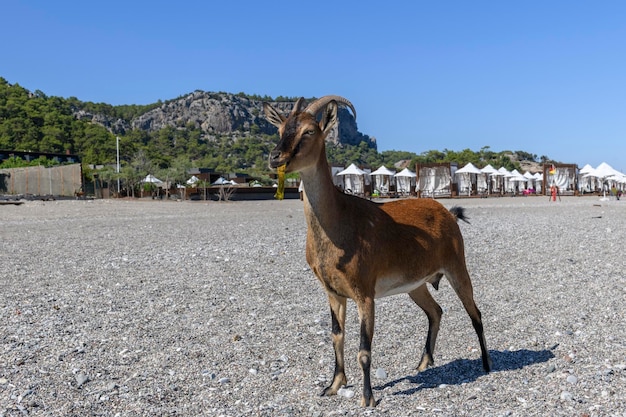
[449,206,470,224]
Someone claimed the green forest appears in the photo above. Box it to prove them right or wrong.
[0,77,555,185]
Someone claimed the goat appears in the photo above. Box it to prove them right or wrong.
[263,96,492,407]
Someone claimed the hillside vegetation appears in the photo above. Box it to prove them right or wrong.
[0,77,555,181]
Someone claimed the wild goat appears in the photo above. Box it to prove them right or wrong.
[263,96,492,407]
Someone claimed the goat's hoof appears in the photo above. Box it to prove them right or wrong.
[417,357,434,371]
[320,386,337,397]
[360,395,377,407]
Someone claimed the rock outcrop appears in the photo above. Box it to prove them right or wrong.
[75,91,375,147]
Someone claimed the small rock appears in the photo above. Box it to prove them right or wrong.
[218,377,230,384]
[249,368,258,375]
[375,368,387,379]
[202,371,216,380]
[566,375,578,384]
[75,373,89,388]
[560,391,573,401]
[337,387,355,398]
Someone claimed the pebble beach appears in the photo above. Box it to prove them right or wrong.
[1,196,625,416]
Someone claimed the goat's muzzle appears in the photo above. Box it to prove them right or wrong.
[269,150,286,169]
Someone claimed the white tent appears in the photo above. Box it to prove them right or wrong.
[337,163,366,195]
[370,165,396,196]
[212,177,236,186]
[578,164,595,193]
[456,162,483,174]
[533,172,543,193]
[583,162,624,195]
[507,169,528,194]
[395,168,417,196]
[523,171,536,188]
[585,162,621,179]
[497,167,516,193]
[186,175,199,185]
[480,164,499,175]
[455,163,483,196]
[481,165,502,194]
[142,174,163,185]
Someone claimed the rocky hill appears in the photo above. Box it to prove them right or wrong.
[75,91,375,148]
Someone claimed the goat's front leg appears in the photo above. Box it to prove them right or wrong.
[321,293,347,397]
[357,296,376,407]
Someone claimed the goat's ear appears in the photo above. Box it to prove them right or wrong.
[293,97,306,114]
[263,102,286,128]
[320,101,338,135]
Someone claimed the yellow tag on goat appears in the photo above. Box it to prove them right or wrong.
[274,164,286,200]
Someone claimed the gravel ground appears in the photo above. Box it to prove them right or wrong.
[1,196,625,416]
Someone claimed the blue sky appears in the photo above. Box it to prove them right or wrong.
[3,1,626,171]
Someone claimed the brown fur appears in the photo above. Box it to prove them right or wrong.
[264,97,491,407]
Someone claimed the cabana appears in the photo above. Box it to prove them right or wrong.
[543,163,577,196]
[416,162,454,198]
[336,163,367,196]
[523,171,537,194]
[578,164,595,193]
[455,162,483,196]
[395,168,417,196]
[533,172,543,194]
[481,164,502,195]
[497,167,516,194]
[507,169,528,195]
[370,165,396,196]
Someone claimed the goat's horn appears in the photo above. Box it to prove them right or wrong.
[304,95,356,120]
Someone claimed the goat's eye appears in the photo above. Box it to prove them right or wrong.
[305,129,316,136]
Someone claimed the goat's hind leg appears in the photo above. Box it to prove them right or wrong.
[321,293,348,397]
[409,284,443,371]
[446,266,492,372]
